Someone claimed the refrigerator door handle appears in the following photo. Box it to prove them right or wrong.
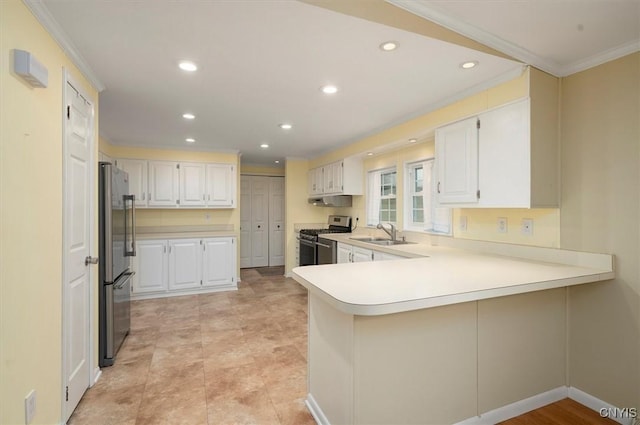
[124,194,136,257]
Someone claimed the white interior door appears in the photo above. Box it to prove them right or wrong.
[250,176,269,267]
[239,176,252,268]
[63,77,94,422]
[269,177,285,266]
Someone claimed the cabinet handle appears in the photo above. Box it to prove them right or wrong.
[169,245,172,254]
[148,192,151,200]
[163,246,166,253]
[437,182,441,194]
[349,252,352,262]
[208,194,211,201]
[203,194,205,201]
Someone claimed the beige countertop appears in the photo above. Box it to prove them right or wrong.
[292,235,614,316]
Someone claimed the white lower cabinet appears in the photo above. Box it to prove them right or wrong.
[202,237,236,287]
[168,239,202,290]
[337,242,406,264]
[133,240,168,294]
[132,236,236,299]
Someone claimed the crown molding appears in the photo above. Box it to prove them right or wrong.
[24,0,105,92]
[558,39,640,77]
[106,139,240,155]
[387,0,640,78]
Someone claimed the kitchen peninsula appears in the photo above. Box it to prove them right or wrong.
[292,238,614,424]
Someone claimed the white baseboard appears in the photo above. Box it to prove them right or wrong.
[569,387,636,425]
[306,393,330,425]
[455,387,568,425]
[92,367,102,386]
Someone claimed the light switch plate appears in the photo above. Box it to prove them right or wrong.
[25,390,36,424]
[459,216,468,232]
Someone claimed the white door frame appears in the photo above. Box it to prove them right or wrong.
[61,69,97,421]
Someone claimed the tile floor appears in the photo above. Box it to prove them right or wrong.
[68,267,315,425]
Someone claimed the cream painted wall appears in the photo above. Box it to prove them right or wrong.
[101,140,241,228]
[1,1,99,424]
[560,53,640,408]
[240,164,285,177]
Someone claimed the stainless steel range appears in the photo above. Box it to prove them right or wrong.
[298,215,351,266]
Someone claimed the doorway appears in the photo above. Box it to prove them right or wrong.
[62,72,96,421]
[240,175,285,268]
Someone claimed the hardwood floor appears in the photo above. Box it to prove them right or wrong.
[498,398,618,425]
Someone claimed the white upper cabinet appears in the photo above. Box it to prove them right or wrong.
[205,164,235,208]
[115,158,148,207]
[148,160,180,207]
[435,117,479,204]
[179,162,206,207]
[435,98,558,208]
[308,157,362,196]
[308,167,324,195]
[116,158,237,209]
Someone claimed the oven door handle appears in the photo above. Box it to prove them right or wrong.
[316,241,332,249]
[300,239,315,247]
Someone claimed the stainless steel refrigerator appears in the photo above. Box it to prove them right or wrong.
[98,162,136,367]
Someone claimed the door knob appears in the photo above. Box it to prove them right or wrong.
[257,225,261,229]
[85,256,99,266]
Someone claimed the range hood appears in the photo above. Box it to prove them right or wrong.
[308,195,352,207]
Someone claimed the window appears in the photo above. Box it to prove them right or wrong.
[405,159,451,234]
[367,167,397,226]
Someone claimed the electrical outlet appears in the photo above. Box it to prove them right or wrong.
[521,218,533,236]
[25,390,36,424]
[497,217,508,233]
[205,213,211,221]
[459,216,467,232]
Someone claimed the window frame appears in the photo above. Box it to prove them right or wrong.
[403,158,452,235]
[366,166,397,227]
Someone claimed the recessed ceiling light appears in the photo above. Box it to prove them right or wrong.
[185,138,195,143]
[379,41,398,51]
[366,152,374,156]
[182,113,195,120]
[279,123,292,130]
[260,143,269,149]
[275,160,280,164]
[321,85,338,94]
[460,61,478,69]
[179,61,197,72]
[408,138,417,143]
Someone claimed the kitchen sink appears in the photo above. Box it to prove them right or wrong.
[349,236,415,246]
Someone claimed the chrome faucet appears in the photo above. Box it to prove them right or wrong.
[377,222,397,241]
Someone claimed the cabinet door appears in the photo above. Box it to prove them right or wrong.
[477,99,530,207]
[352,246,373,262]
[179,163,206,207]
[435,117,479,204]
[168,239,202,290]
[133,240,168,294]
[206,164,235,207]
[269,177,285,266]
[202,237,236,287]
[309,167,323,195]
[337,243,352,264]
[323,162,342,195]
[148,161,179,207]
[116,158,148,207]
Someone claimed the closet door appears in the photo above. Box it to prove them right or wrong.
[250,176,269,267]
[240,176,252,268]
[269,177,285,266]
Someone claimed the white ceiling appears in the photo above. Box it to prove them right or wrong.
[33,1,639,166]
[389,0,640,77]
